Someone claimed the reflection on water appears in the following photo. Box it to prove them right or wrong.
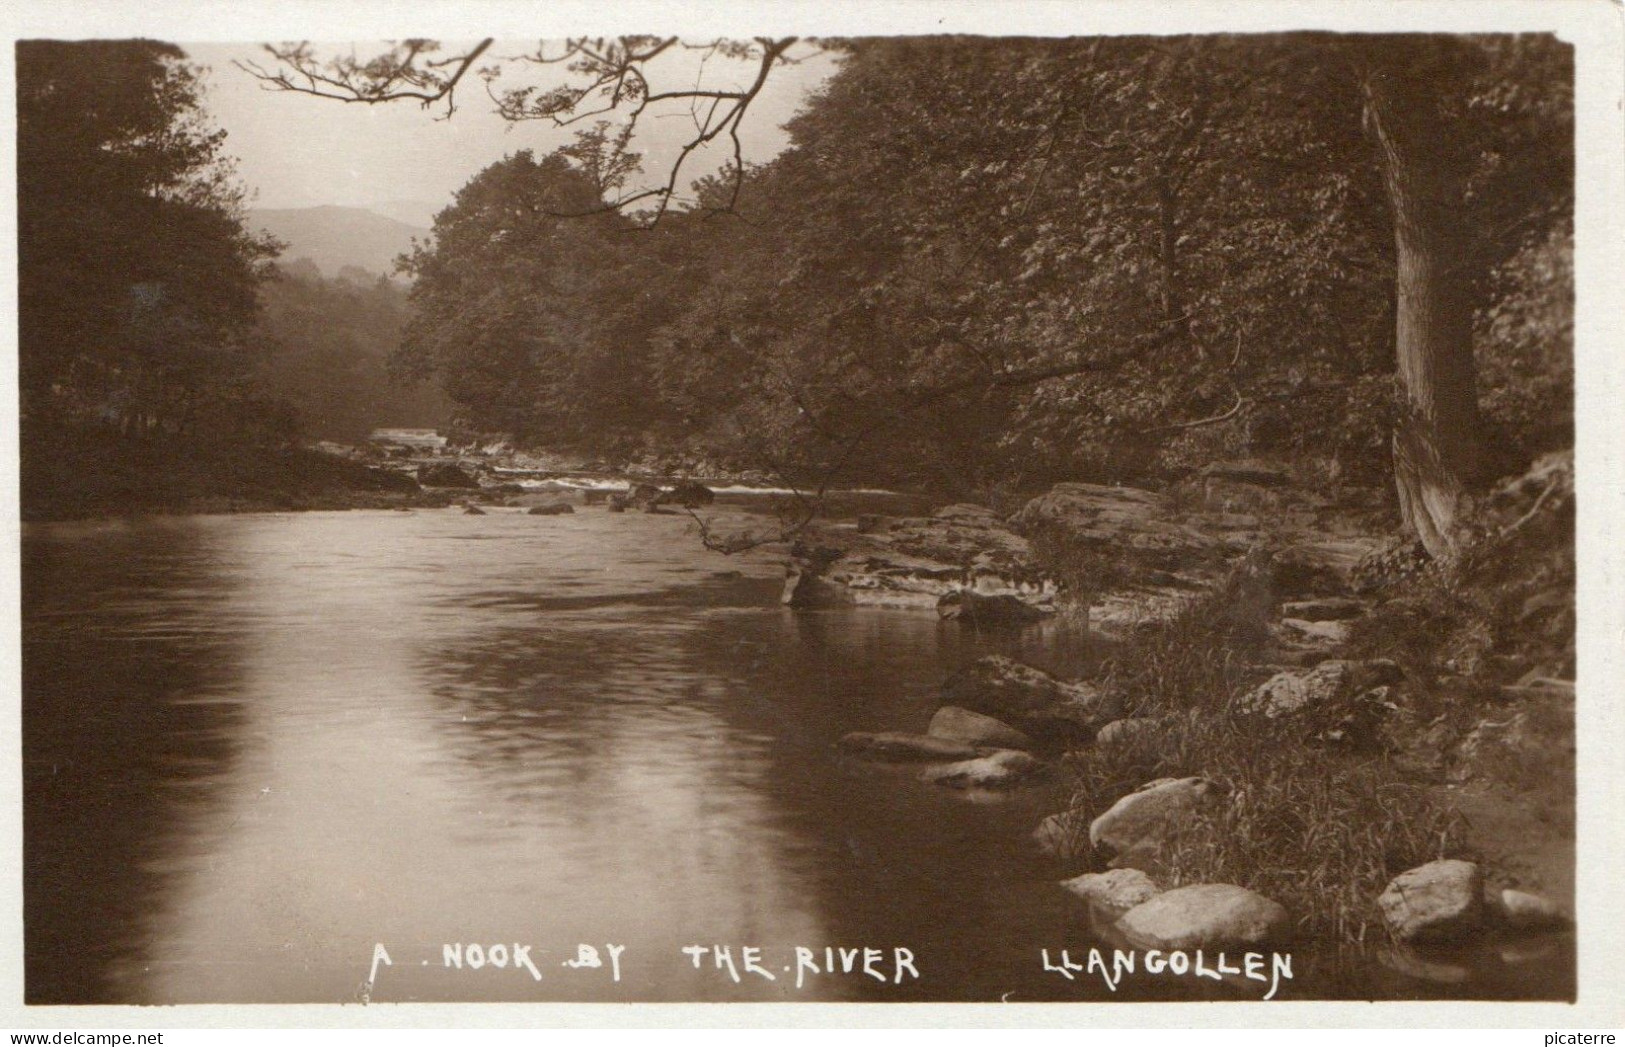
[21,507,1571,1004]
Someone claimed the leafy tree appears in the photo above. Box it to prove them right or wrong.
[17,39,281,439]
[393,146,689,450]
[250,260,451,442]
[248,34,1571,551]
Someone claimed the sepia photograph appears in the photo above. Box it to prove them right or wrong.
[4,0,1622,1026]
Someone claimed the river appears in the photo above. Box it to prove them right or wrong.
[19,502,1571,1004]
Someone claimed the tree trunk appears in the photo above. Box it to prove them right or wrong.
[1361,61,1482,558]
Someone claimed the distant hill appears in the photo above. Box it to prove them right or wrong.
[251,205,429,280]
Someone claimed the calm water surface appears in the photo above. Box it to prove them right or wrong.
[21,505,1570,1004]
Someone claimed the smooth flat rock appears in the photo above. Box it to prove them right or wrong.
[1059,868,1162,920]
[1116,884,1291,950]
[928,706,1034,750]
[1378,860,1485,944]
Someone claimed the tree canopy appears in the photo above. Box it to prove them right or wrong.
[251,34,1572,546]
[17,39,282,438]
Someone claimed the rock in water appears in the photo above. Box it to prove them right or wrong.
[1033,808,1093,860]
[627,482,664,511]
[1493,888,1568,932]
[941,655,1117,745]
[1060,869,1162,921]
[1116,884,1291,950]
[1088,777,1225,869]
[928,706,1033,750]
[417,462,480,488]
[527,502,575,516]
[658,481,715,508]
[462,504,486,516]
[837,731,985,762]
[937,589,1052,626]
[1377,859,1485,944]
[921,749,1048,790]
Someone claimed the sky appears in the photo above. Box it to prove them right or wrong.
[185,40,840,227]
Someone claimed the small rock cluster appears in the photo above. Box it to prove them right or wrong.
[1372,858,1569,983]
[836,654,1123,792]
[1060,870,1292,953]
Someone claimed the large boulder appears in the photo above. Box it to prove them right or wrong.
[928,706,1034,750]
[1377,859,1485,945]
[921,749,1049,790]
[1235,659,1402,719]
[417,462,480,489]
[1013,483,1223,575]
[1088,777,1226,869]
[837,731,986,763]
[1274,537,1383,596]
[941,655,1118,745]
[781,507,1055,612]
[1060,868,1162,921]
[1116,884,1291,950]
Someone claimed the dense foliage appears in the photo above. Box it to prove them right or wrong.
[17,39,282,442]
[252,260,449,443]
[400,34,1570,504]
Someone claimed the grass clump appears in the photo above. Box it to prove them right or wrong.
[1058,556,1465,970]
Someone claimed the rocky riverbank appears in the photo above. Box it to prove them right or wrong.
[809,451,1576,995]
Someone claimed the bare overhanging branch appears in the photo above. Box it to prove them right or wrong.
[236,39,494,118]
[240,36,801,225]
